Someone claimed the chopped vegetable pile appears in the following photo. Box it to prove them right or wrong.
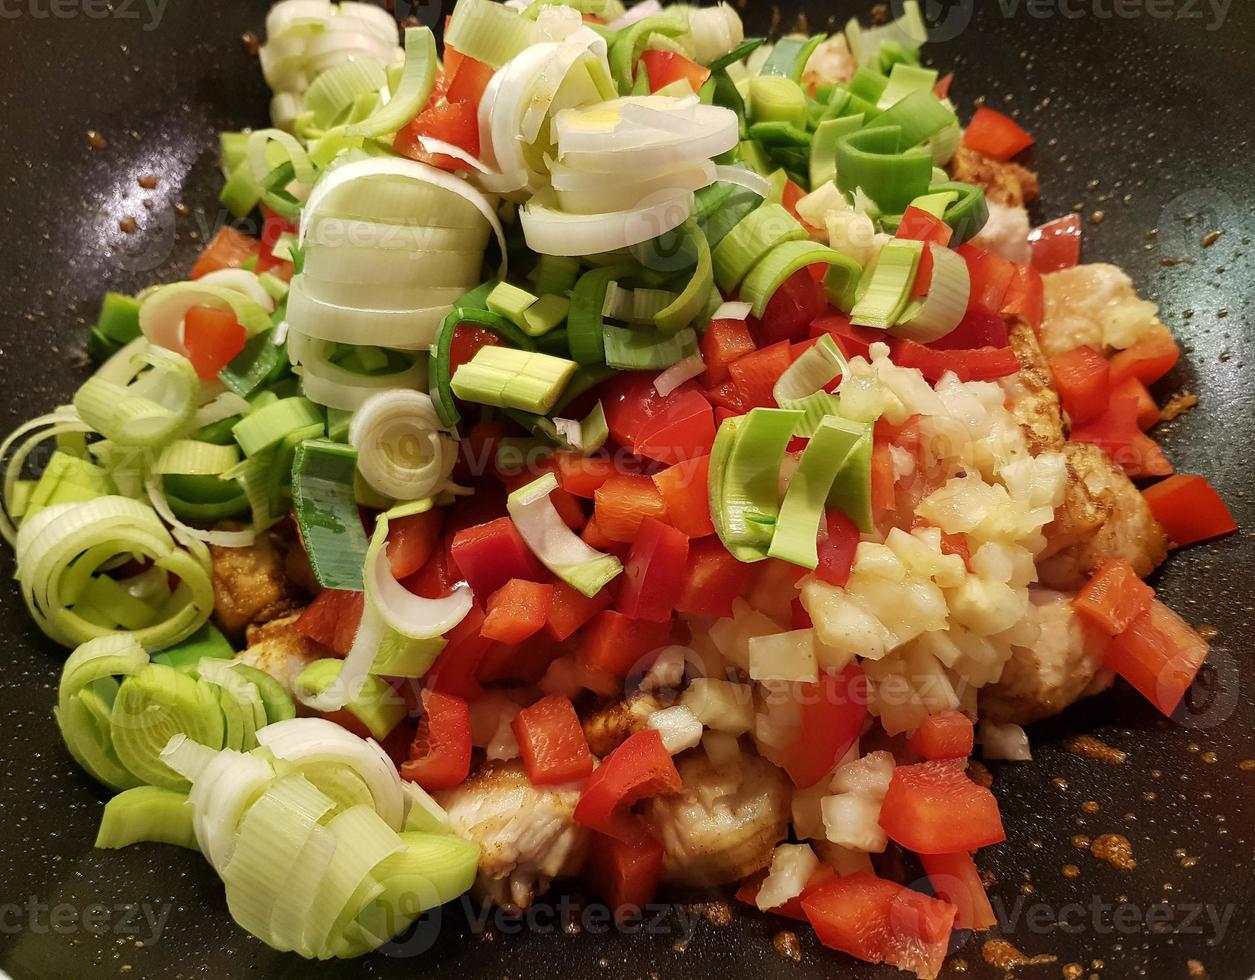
[1,0,1238,972]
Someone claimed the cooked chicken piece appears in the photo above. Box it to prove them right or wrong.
[947,146,1039,208]
[234,613,323,694]
[1038,443,1168,590]
[435,761,589,913]
[801,34,857,88]
[981,590,1114,724]
[641,751,790,887]
[1003,318,1065,453]
[582,692,663,758]
[209,527,306,636]
[1040,263,1168,358]
[970,200,1031,263]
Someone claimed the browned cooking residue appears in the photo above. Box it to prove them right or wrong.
[1090,834,1136,871]
[87,130,108,149]
[1063,964,1084,980]
[1081,800,1100,814]
[1071,834,1091,850]
[1238,760,1255,772]
[983,939,1058,969]
[1187,959,1208,978]
[1197,624,1220,642]
[137,174,159,190]
[951,959,969,973]
[1062,864,1081,879]
[1201,231,1223,248]
[772,931,801,961]
[241,31,260,56]
[1064,735,1127,765]
[1160,391,1199,422]
[693,901,731,927]
[118,217,138,234]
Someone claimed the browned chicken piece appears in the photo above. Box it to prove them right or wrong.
[1004,318,1065,453]
[1038,443,1169,590]
[1040,263,1168,359]
[435,761,590,913]
[641,751,790,887]
[582,692,663,757]
[234,613,324,694]
[947,146,1040,208]
[981,590,1114,724]
[209,527,307,636]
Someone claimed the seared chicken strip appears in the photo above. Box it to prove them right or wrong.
[947,146,1040,208]
[436,761,589,913]
[982,590,1114,724]
[641,751,790,887]
[1004,318,1066,453]
[1038,443,1168,590]
[233,613,323,695]
[582,692,663,758]
[209,527,307,636]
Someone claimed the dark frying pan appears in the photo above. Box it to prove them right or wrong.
[1,2,1252,977]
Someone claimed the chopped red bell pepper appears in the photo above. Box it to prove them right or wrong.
[791,597,813,629]
[928,308,1009,351]
[962,107,1033,160]
[580,515,624,555]
[639,48,710,93]
[393,100,480,172]
[424,604,493,700]
[955,243,1015,317]
[700,317,757,386]
[546,581,615,641]
[580,610,672,678]
[896,205,953,296]
[728,340,793,409]
[870,439,896,513]
[594,473,668,543]
[912,516,972,568]
[1112,377,1160,431]
[554,451,619,498]
[617,517,690,623]
[908,711,975,761]
[1108,332,1181,387]
[481,578,553,644]
[652,454,714,538]
[1106,598,1209,716]
[1049,345,1110,425]
[189,226,259,279]
[585,833,666,921]
[601,372,715,464]
[810,313,882,362]
[933,72,954,100]
[386,509,444,580]
[756,268,827,345]
[1142,474,1236,547]
[879,760,1006,854]
[448,323,503,376]
[1070,395,1173,478]
[1073,558,1155,637]
[892,339,1021,383]
[802,871,957,980]
[780,664,868,788]
[1000,263,1044,331]
[512,694,594,786]
[445,53,494,109]
[1028,214,1082,273]
[254,207,298,277]
[816,509,860,587]
[400,690,472,791]
[674,536,752,618]
[573,729,682,842]
[182,306,247,380]
[449,517,542,601]
[295,589,364,657]
[919,851,997,931]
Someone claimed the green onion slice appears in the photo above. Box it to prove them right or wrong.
[740,240,863,318]
[74,346,199,449]
[507,473,622,597]
[893,243,970,343]
[850,238,923,329]
[709,408,801,562]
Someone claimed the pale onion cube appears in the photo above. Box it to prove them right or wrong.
[681,678,755,735]
[852,542,907,582]
[829,749,894,797]
[950,576,1027,637]
[702,730,742,770]
[821,792,888,852]
[802,580,894,662]
[647,705,703,755]
[639,645,690,693]
[756,843,819,911]
[980,721,1032,761]
[748,629,818,683]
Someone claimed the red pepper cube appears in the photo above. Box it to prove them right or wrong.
[580,610,672,679]
[512,694,594,786]
[573,729,682,842]
[879,760,1006,854]
[617,517,690,623]
[481,579,553,644]
[908,710,975,761]
[674,536,752,618]
[449,516,542,601]
[399,690,471,791]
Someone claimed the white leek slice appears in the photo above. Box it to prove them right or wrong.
[299,157,507,278]
[186,746,276,872]
[892,243,970,343]
[349,390,458,501]
[712,300,752,321]
[74,346,199,449]
[146,473,256,549]
[553,400,609,454]
[196,269,279,314]
[138,281,271,359]
[507,473,622,597]
[520,189,693,256]
[774,333,847,407]
[555,99,739,173]
[285,281,453,350]
[552,159,716,215]
[256,717,404,830]
[364,512,472,641]
[713,164,771,199]
[287,328,427,411]
[688,3,744,64]
[654,354,707,397]
[345,26,437,138]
